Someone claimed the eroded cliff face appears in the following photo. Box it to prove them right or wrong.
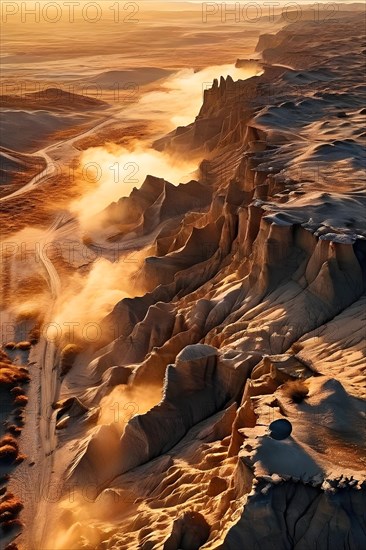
[50,12,365,550]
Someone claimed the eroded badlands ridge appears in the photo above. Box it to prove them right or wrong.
[43,12,365,550]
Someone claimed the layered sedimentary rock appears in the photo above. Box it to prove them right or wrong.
[54,11,365,550]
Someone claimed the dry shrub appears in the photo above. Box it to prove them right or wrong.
[282,379,309,404]
[1,436,18,447]
[0,365,30,386]
[0,493,24,534]
[15,341,31,351]
[0,350,11,364]
[0,437,19,465]
[0,493,23,522]
[60,344,81,376]
[14,409,25,424]
[4,343,16,350]
[0,437,18,451]
[0,350,30,387]
[7,425,21,436]
[10,387,24,396]
[18,367,29,375]
[28,326,40,345]
[1,518,23,532]
[14,395,28,407]
[0,446,18,464]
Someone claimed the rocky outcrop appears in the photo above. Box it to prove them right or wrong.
[100,175,212,240]
[164,511,210,550]
[57,11,366,550]
[118,344,246,474]
[224,479,366,550]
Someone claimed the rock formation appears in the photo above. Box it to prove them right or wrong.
[48,10,366,549]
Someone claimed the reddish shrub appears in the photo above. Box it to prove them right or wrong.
[0,446,17,464]
[0,493,23,522]
[10,387,24,396]
[19,367,29,374]
[0,350,11,362]
[14,395,28,407]
[4,342,16,350]
[28,326,40,345]
[15,342,31,351]
[60,344,81,376]
[1,518,23,532]
[0,366,30,386]
[0,350,30,387]
[0,437,19,464]
[7,425,22,436]
[13,411,24,427]
[0,436,18,449]
[15,453,26,464]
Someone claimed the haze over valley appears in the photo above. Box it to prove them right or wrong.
[0,3,365,550]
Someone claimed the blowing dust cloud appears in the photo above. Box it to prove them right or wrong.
[72,63,260,229]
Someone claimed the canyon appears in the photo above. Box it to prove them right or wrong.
[0,4,365,550]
